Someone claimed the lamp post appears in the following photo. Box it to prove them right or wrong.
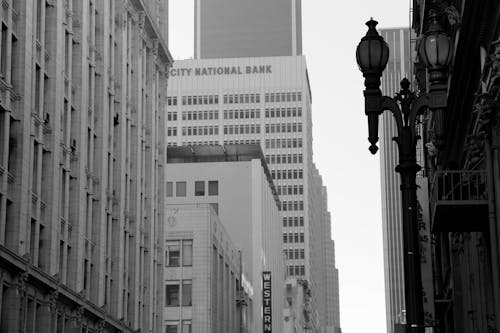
[356,15,451,333]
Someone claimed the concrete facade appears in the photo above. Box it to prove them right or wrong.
[0,0,172,332]
[194,0,302,59]
[164,203,248,333]
[165,144,285,333]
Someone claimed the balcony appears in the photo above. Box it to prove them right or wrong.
[430,170,489,232]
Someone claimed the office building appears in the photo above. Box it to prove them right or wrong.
[164,203,249,333]
[194,0,302,59]
[166,55,337,331]
[165,144,285,333]
[378,27,413,332]
[0,0,172,332]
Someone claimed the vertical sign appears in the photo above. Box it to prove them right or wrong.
[417,178,435,328]
[262,271,272,333]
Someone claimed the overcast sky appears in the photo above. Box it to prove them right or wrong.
[168,1,411,331]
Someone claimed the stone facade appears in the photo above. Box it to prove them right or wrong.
[0,0,172,332]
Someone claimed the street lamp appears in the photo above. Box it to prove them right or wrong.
[356,16,451,333]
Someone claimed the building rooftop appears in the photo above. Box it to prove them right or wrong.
[167,144,280,205]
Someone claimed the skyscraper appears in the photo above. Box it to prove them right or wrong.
[379,27,428,333]
[194,0,302,59]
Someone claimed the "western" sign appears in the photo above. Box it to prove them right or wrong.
[262,271,272,333]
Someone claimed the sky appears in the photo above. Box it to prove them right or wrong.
[168,1,412,332]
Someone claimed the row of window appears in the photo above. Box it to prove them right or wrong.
[167,96,178,106]
[180,126,219,137]
[182,94,219,106]
[178,141,221,146]
[223,124,261,135]
[279,201,304,211]
[283,232,305,243]
[165,240,193,267]
[165,320,192,333]
[283,216,305,227]
[223,93,260,104]
[265,123,302,134]
[265,138,303,149]
[265,92,302,103]
[285,248,305,260]
[223,109,261,119]
[277,185,304,196]
[182,110,219,121]
[271,169,304,180]
[287,265,305,276]
[266,154,303,165]
[265,107,303,118]
[222,139,261,145]
[167,112,178,121]
[167,127,178,136]
[165,280,192,306]
[166,181,219,197]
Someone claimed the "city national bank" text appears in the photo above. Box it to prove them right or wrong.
[170,65,272,77]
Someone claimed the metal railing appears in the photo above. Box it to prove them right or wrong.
[431,170,488,206]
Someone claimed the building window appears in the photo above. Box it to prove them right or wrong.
[194,181,205,196]
[166,241,180,267]
[165,283,180,306]
[166,321,179,333]
[182,240,193,266]
[182,280,192,306]
[208,180,218,196]
[176,181,186,197]
[182,320,192,333]
[166,182,173,197]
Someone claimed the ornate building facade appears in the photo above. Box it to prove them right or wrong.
[0,0,172,332]
[413,0,500,331]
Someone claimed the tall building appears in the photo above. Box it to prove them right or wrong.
[166,54,338,331]
[165,145,285,333]
[0,1,172,332]
[378,27,412,333]
[194,0,302,59]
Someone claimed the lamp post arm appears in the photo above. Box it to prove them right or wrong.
[381,96,405,135]
[409,93,431,141]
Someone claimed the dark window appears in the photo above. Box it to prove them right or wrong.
[208,181,218,196]
[166,283,180,306]
[194,181,205,196]
[166,241,180,267]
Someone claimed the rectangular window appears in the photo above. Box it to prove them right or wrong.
[182,320,192,333]
[166,241,180,267]
[176,181,186,197]
[182,280,192,306]
[208,181,218,196]
[165,283,180,306]
[166,182,173,197]
[194,181,205,196]
[166,322,179,333]
[182,240,193,266]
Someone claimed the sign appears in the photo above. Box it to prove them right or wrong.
[169,65,272,77]
[262,271,272,333]
[417,177,435,327]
